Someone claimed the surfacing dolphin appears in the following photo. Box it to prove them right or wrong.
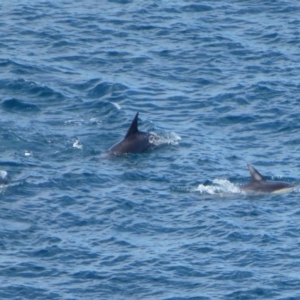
[109,112,155,155]
[241,164,294,193]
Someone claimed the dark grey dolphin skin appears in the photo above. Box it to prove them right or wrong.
[109,112,154,154]
[241,164,294,193]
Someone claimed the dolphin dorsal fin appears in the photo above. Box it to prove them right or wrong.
[247,164,265,181]
[125,112,139,138]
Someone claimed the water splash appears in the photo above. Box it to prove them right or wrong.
[24,150,32,156]
[73,139,83,149]
[149,132,181,146]
[195,179,241,195]
[0,170,10,186]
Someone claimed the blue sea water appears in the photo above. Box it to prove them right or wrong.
[1,0,300,299]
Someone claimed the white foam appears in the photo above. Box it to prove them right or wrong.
[149,132,181,146]
[0,170,8,180]
[24,150,32,156]
[89,117,98,123]
[64,119,84,126]
[195,179,241,195]
[0,170,9,189]
[73,139,83,149]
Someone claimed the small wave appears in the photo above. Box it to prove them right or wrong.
[0,59,44,75]
[195,179,241,195]
[0,219,31,231]
[0,78,64,100]
[182,4,213,12]
[112,102,121,110]
[71,78,100,92]
[87,81,128,98]
[1,98,40,113]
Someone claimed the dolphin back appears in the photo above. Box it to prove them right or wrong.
[248,164,265,181]
[125,112,139,138]
[109,112,154,154]
[242,164,294,193]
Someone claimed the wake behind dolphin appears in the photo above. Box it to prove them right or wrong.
[241,164,294,193]
[109,112,155,155]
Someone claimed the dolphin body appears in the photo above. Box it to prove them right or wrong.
[109,112,154,154]
[241,164,294,193]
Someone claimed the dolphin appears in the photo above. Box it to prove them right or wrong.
[241,164,294,193]
[109,112,155,154]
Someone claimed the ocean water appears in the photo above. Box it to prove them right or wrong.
[1,1,300,299]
